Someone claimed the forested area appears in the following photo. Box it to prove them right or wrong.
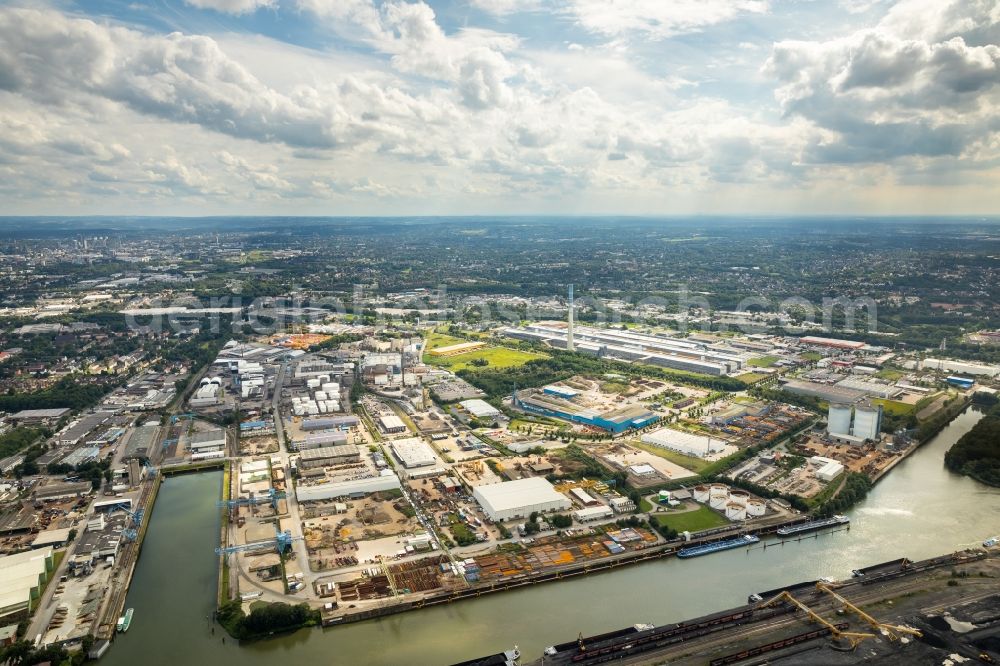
[945,395,1000,487]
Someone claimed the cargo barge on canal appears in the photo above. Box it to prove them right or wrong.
[676,534,759,558]
[776,514,849,537]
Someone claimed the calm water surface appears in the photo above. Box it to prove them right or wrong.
[104,406,999,666]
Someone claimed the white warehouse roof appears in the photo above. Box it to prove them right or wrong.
[473,477,571,522]
[390,438,438,469]
[460,399,501,418]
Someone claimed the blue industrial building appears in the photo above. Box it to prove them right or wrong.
[946,376,975,389]
[513,390,658,434]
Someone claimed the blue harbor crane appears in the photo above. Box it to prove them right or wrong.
[215,528,303,557]
[170,413,196,424]
[121,506,145,542]
[217,489,287,510]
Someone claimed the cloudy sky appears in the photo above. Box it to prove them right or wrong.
[1,0,998,216]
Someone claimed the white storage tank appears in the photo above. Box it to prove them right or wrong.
[307,378,320,389]
[693,485,710,504]
[725,502,747,521]
[322,382,339,392]
[315,391,327,402]
[709,484,729,510]
[828,403,853,436]
[728,490,749,507]
[747,498,766,517]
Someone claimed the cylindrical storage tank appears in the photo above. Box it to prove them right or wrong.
[725,502,747,521]
[709,484,729,510]
[747,498,766,517]
[828,403,852,436]
[728,490,749,507]
[693,485,709,503]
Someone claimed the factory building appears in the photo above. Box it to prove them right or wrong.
[0,547,54,619]
[460,399,501,419]
[503,324,744,376]
[641,428,727,458]
[543,385,579,398]
[816,460,845,482]
[295,471,401,502]
[298,445,361,468]
[60,446,100,467]
[122,425,159,461]
[574,506,613,523]
[378,415,407,434]
[188,429,227,453]
[834,377,900,399]
[302,416,359,431]
[798,336,866,350]
[917,358,999,378]
[390,438,438,469]
[946,376,975,390]
[473,477,572,522]
[513,389,658,434]
[781,379,867,404]
[291,431,348,451]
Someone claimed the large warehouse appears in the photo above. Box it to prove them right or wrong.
[513,389,658,434]
[390,437,438,468]
[188,429,227,453]
[295,471,401,502]
[641,427,728,458]
[503,324,744,376]
[473,477,571,522]
[460,399,501,419]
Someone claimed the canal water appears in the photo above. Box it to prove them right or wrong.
[104,406,1000,666]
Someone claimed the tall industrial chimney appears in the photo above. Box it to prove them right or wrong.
[567,284,575,352]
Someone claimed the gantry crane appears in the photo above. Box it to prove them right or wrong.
[759,591,876,649]
[217,488,286,510]
[216,528,303,557]
[816,583,923,641]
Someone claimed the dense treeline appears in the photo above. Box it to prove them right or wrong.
[0,376,117,412]
[217,600,320,639]
[458,350,745,398]
[0,427,46,458]
[945,400,1000,487]
[815,473,871,518]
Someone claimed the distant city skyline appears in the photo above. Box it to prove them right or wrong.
[1,0,998,216]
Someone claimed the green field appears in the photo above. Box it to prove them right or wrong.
[736,372,769,384]
[871,398,916,416]
[423,330,547,372]
[632,441,711,474]
[652,505,729,533]
[747,355,778,367]
[801,351,823,362]
[875,367,905,380]
[424,330,467,350]
[427,346,547,372]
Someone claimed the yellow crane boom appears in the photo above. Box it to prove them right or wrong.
[760,591,876,649]
[816,583,923,641]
